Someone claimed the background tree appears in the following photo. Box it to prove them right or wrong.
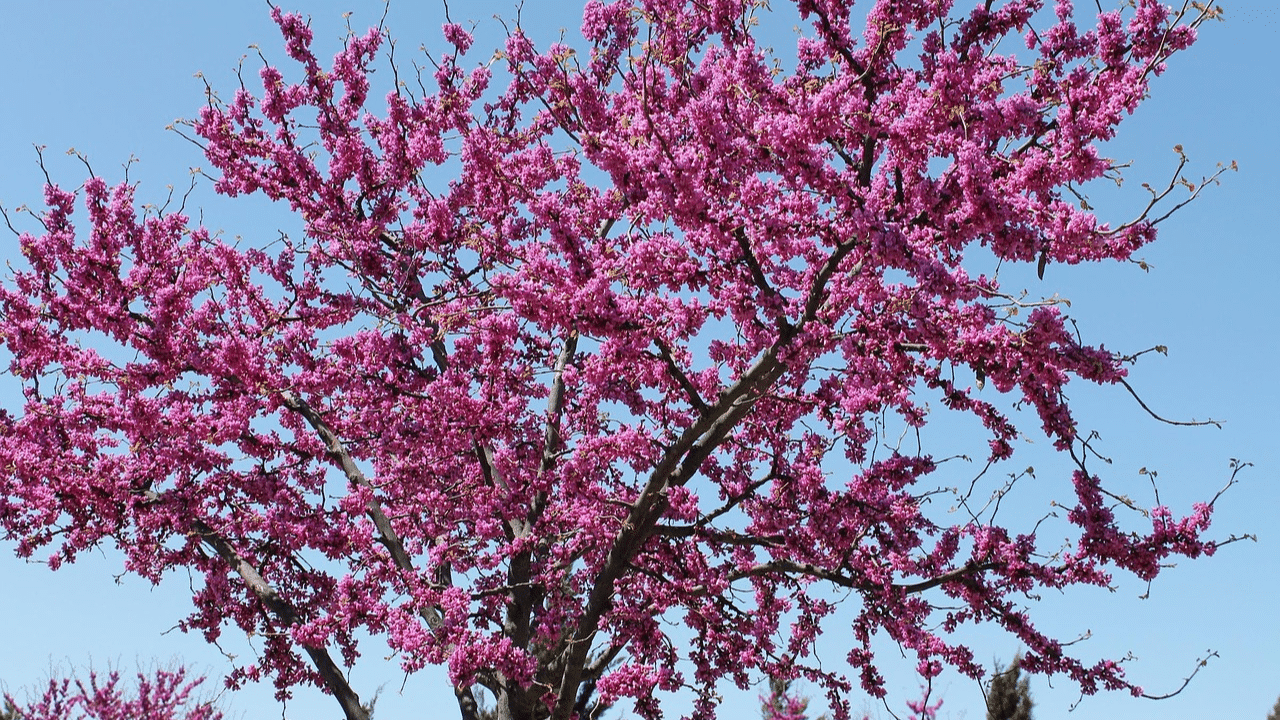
[0,667,221,720]
[1267,694,1280,720]
[762,674,945,720]
[985,656,1033,720]
[761,676,826,720]
[0,1,1245,720]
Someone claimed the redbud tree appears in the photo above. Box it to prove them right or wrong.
[0,1,1245,719]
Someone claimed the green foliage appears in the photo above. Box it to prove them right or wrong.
[761,675,834,720]
[986,656,1033,720]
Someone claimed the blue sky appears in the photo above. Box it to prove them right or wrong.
[0,2,1276,719]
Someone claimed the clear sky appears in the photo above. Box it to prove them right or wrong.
[0,2,1276,720]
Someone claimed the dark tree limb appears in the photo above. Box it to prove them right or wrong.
[185,513,369,720]
[279,390,445,629]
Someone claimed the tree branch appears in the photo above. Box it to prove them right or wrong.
[279,391,445,628]
[723,558,1001,597]
[651,338,709,412]
[549,242,864,719]
[454,683,485,720]
[732,226,782,308]
[1118,378,1220,428]
[178,509,369,720]
[895,561,1001,595]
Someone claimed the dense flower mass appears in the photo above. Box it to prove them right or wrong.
[0,2,1235,720]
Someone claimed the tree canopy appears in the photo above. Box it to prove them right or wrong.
[0,1,1241,719]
